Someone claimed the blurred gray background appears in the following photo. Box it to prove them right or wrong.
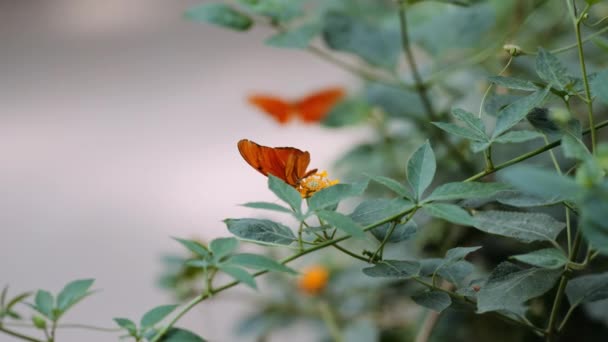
[0,1,364,340]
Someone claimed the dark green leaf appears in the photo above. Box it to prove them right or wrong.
[209,237,238,260]
[423,203,474,226]
[473,210,565,243]
[173,238,210,258]
[488,76,538,91]
[566,272,608,308]
[322,98,370,127]
[407,140,436,200]
[362,260,420,279]
[308,180,368,211]
[241,202,292,213]
[317,210,365,238]
[268,175,301,213]
[225,218,296,245]
[511,248,567,269]
[561,134,591,161]
[493,130,543,144]
[590,69,608,105]
[366,174,411,198]
[535,48,574,91]
[477,262,562,313]
[452,108,487,140]
[158,327,207,342]
[580,187,608,255]
[56,278,94,313]
[526,107,560,134]
[140,304,178,328]
[445,246,482,261]
[227,253,296,274]
[218,265,257,289]
[113,318,137,335]
[495,191,561,207]
[492,86,550,138]
[426,182,510,202]
[432,122,488,142]
[185,3,253,31]
[500,166,581,202]
[349,198,414,227]
[412,291,452,312]
[34,290,54,319]
[371,220,417,243]
[266,23,320,49]
[322,11,400,69]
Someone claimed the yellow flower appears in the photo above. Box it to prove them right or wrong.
[298,265,330,295]
[296,171,339,198]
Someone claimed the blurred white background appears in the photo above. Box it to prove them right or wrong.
[0,0,365,340]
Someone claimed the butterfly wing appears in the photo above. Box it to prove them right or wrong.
[248,95,293,124]
[238,139,313,186]
[294,87,345,123]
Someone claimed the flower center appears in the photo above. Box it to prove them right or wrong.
[297,171,339,198]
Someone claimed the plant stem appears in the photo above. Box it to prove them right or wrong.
[0,326,44,342]
[318,300,344,342]
[414,310,440,342]
[331,243,369,262]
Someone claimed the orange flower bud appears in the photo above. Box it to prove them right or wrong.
[298,265,329,295]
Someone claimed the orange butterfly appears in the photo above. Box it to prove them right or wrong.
[237,139,317,187]
[248,87,345,124]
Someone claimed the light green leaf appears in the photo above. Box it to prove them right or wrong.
[432,122,488,141]
[511,248,567,269]
[242,202,292,213]
[535,48,574,91]
[140,304,178,328]
[477,262,562,313]
[500,166,581,202]
[452,108,487,140]
[371,220,417,243]
[209,237,238,260]
[495,191,561,207]
[218,265,257,289]
[580,188,608,255]
[566,272,608,309]
[412,291,452,312]
[365,83,424,119]
[113,318,137,335]
[590,69,608,105]
[185,3,253,31]
[473,210,565,243]
[225,218,296,245]
[445,246,482,261]
[349,198,414,226]
[173,238,210,258]
[236,0,301,22]
[56,279,94,313]
[322,98,370,127]
[407,140,436,200]
[493,86,550,138]
[266,23,320,49]
[426,182,510,202]
[227,253,296,274]
[322,11,400,69]
[488,76,538,91]
[159,327,207,342]
[362,260,420,279]
[561,134,592,161]
[493,130,543,144]
[423,203,474,226]
[308,180,368,211]
[268,175,301,213]
[34,290,54,319]
[366,174,411,198]
[317,210,365,238]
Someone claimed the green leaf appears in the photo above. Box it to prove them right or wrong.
[173,238,210,258]
[317,210,365,238]
[322,11,400,69]
[322,98,370,127]
[511,248,567,269]
[113,317,137,335]
[209,237,238,260]
[488,76,538,92]
[445,246,482,261]
[426,182,510,202]
[477,262,562,313]
[580,188,608,255]
[365,83,424,119]
[492,86,550,138]
[412,291,452,312]
[225,218,296,245]
[366,174,411,198]
[5,291,32,312]
[218,265,257,289]
[185,3,253,31]
[495,191,561,207]
[473,210,565,243]
[526,107,560,134]
[308,180,368,211]
[241,202,292,213]
[452,108,487,140]
[56,278,94,313]
[140,304,178,328]
[265,23,320,49]
[158,327,207,342]
[566,272,608,309]
[32,315,47,329]
[362,260,420,279]
[432,122,488,142]
[371,220,417,243]
[407,140,436,200]
[236,0,301,22]
[561,134,592,161]
[268,175,301,213]
[227,253,296,274]
[500,166,581,202]
[493,130,543,144]
[34,290,54,319]
[535,48,574,91]
[423,203,474,226]
[590,69,608,105]
[348,198,416,242]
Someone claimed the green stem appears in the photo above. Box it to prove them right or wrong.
[0,326,44,342]
[332,243,369,262]
[550,22,608,54]
[318,300,344,342]
[484,147,494,171]
[3,322,120,333]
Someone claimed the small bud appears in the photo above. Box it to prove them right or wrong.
[472,285,481,292]
[32,315,47,329]
[503,44,524,56]
[549,107,571,124]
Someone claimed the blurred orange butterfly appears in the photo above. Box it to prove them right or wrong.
[237,139,317,187]
[248,87,345,124]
